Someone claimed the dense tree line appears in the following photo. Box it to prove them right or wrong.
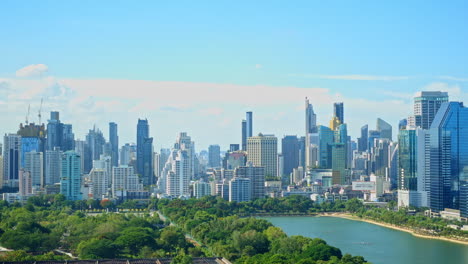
[158,197,369,264]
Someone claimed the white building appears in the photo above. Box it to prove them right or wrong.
[193,181,212,199]
[19,169,32,197]
[45,148,62,185]
[247,133,277,177]
[165,150,190,197]
[112,165,142,198]
[90,168,108,199]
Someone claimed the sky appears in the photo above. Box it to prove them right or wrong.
[1,1,467,151]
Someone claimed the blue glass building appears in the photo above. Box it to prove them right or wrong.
[318,126,334,169]
[429,102,468,218]
[60,151,82,201]
[137,119,154,185]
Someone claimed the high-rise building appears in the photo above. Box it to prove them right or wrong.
[45,147,62,185]
[3,134,21,187]
[399,119,408,130]
[408,91,449,129]
[109,122,119,167]
[398,129,417,191]
[74,140,85,175]
[112,165,142,198]
[241,120,247,151]
[317,126,334,169]
[333,102,344,124]
[305,98,318,170]
[208,145,221,168]
[120,143,135,166]
[358,125,369,152]
[17,123,46,168]
[25,151,43,187]
[329,116,341,131]
[331,143,346,185]
[368,130,381,150]
[282,136,299,176]
[429,102,468,218]
[247,134,277,177]
[84,127,106,173]
[60,151,82,201]
[193,180,212,199]
[175,132,194,180]
[377,118,392,141]
[246,112,253,138]
[0,156,3,187]
[224,151,247,170]
[162,149,190,197]
[90,168,108,199]
[235,164,265,199]
[229,144,240,152]
[19,169,32,196]
[46,112,74,151]
[137,119,154,185]
[229,177,252,202]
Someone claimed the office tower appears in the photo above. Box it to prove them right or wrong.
[3,134,21,188]
[429,102,468,217]
[229,177,252,202]
[408,91,449,129]
[141,137,154,185]
[109,122,119,167]
[277,154,284,178]
[208,145,221,168]
[371,139,391,176]
[398,129,417,191]
[163,149,190,197]
[235,164,265,199]
[120,143,134,166]
[317,126,334,169]
[90,168,108,199]
[388,142,399,190]
[112,165,142,198]
[45,147,62,185]
[193,181,212,199]
[84,127,106,174]
[46,111,61,151]
[368,130,381,150]
[298,136,306,168]
[331,143,346,185]
[399,119,408,130]
[74,140,85,175]
[377,118,392,141]
[25,151,43,187]
[241,120,247,151]
[17,123,46,168]
[329,116,341,131]
[247,134,278,177]
[358,125,369,152]
[62,124,75,151]
[230,144,240,152]
[137,119,149,176]
[60,151,82,201]
[157,148,171,177]
[46,112,74,151]
[154,152,161,179]
[282,136,299,176]
[246,112,253,138]
[93,155,112,182]
[19,169,32,196]
[333,102,344,124]
[305,98,317,170]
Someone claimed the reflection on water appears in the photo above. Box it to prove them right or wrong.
[260,216,468,264]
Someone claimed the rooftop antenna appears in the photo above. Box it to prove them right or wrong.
[25,104,30,125]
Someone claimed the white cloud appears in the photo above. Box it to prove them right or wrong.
[15,64,49,78]
[438,76,468,82]
[289,74,410,81]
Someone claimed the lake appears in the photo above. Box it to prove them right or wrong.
[260,216,468,264]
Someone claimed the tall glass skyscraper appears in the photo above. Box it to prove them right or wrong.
[60,151,82,201]
[408,91,449,129]
[429,102,468,218]
[137,119,154,185]
[246,111,253,138]
[282,135,299,176]
[333,102,344,124]
[358,124,369,152]
[376,118,392,141]
[241,119,247,151]
[109,122,119,167]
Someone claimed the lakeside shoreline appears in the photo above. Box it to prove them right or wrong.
[317,213,468,246]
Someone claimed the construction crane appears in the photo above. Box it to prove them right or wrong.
[38,98,43,124]
[25,104,30,125]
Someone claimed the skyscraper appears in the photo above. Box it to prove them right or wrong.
[317,126,334,169]
[229,177,252,202]
[84,127,106,174]
[377,118,392,141]
[246,111,253,138]
[25,151,43,187]
[282,136,299,176]
[163,149,190,197]
[208,145,221,168]
[17,123,46,168]
[247,134,278,177]
[429,102,468,218]
[90,168,108,199]
[305,98,318,170]
[358,125,368,152]
[60,151,82,201]
[3,134,21,188]
[136,119,154,185]
[45,147,62,185]
[112,165,142,198]
[333,102,344,124]
[109,122,119,167]
[408,91,449,129]
[241,120,247,151]
[235,164,265,199]
[46,111,74,151]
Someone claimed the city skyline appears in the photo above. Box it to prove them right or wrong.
[1,1,467,150]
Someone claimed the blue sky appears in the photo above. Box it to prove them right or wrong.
[1,1,467,150]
